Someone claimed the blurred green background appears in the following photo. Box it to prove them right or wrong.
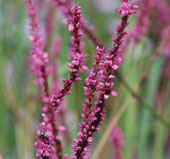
[0,0,170,159]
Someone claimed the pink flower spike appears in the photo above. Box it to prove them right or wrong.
[51,3,86,109]
[25,1,64,158]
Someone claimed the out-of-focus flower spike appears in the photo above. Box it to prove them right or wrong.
[110,126,125,159]
[25,1,63,158]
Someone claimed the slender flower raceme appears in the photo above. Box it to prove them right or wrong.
[51,4,87,108]
[25,0,50,94]
[71,1,138,159]
[25,1,63,158]
[109,126,125,159]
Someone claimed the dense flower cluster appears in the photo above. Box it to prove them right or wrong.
[70,1,138,159]
[110,126,125,159]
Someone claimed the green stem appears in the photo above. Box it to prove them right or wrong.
[116,72,170,129]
